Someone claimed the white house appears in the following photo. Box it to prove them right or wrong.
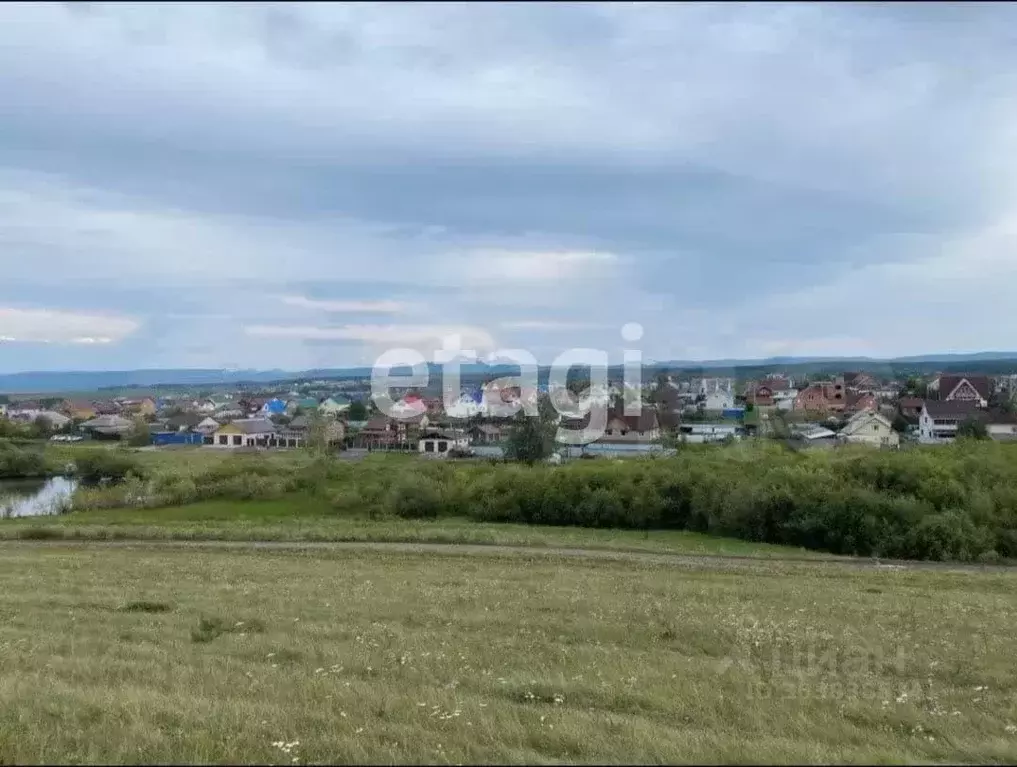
[210,418,277,448]
[194,417,220,435]
[773,388,799,410]
[445,394,484,420]
[703,390,735,411]
[697,377,736,397]
[838,409,899,448]
[8,404,44,421]
[319,397,350,417]
[986,416,1017,442]
[677,423,740,444]
[36,411,71,430]
[214,403,245,420]
[418,429,470,456]
[918,401,981,444]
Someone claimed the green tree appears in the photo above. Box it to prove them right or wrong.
[891,411,913,434]
[768,411,791,440]
[30,415,54,439]
[504,398,558,465]
[128,417,151,447]
[656,428,685,451]
[566,374,591,396]
[956,417,989,441]
[904,376,928,399]
[304,409,329,455]
[347,400,368,421]
[991,394,1017,415]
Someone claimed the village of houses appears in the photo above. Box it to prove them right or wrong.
[0,369,1015,458]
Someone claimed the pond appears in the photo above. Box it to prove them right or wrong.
[0,477,77,518]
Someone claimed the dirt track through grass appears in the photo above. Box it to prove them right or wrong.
[5,538,1011,574]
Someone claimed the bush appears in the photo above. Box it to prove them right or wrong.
[0,441,51,479]
[387,474,444,519]
[73,450,145,486]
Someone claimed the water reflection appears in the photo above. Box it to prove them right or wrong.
[0,477,77,518]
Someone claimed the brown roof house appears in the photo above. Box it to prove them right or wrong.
[356,415,420,448]
[793,378,846,414]
[898,396,925,421]
[562,402,661,445]
[927,374,990,408]
[843,372,878,392]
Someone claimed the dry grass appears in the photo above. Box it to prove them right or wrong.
[0,543,1015,764]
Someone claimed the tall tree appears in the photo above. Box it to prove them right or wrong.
[127,417,151,447]
[304,409,329,455]
[504,398,558,465]
[30,415,53,439]
[956,417,989,441]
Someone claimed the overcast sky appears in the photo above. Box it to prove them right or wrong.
[1,2,1016,373]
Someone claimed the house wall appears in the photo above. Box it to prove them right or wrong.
[842,417,899,447]
[677,423,738,444]
[418,436,469,455]
[210,425,277,448]
[988,423,1017,441]
[704,392,734,410]
[918,410,959,444]
[600,418,660,443]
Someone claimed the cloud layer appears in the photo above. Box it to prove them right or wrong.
[1,2,1016,372]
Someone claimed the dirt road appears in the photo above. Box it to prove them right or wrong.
[4,538,1011,574]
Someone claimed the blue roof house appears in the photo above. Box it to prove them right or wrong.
[262,398,287,416]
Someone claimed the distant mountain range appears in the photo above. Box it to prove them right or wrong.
[2,352,1017,394]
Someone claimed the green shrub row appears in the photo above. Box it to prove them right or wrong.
[66,441,1017,562]
[380,442,1017,562]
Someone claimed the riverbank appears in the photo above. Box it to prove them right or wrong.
[0,542,1014,763]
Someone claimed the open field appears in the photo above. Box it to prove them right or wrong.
[0,498,833,559]
[0,543,1015,764]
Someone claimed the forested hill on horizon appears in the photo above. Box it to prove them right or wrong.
[2,352,1017,393]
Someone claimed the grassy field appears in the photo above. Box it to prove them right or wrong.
[0,543,1015,764]
[0,497,834,559]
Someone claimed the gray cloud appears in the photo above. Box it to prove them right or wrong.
[0,2,1016,370]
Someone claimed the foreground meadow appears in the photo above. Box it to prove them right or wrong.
[0,544,1014,764]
